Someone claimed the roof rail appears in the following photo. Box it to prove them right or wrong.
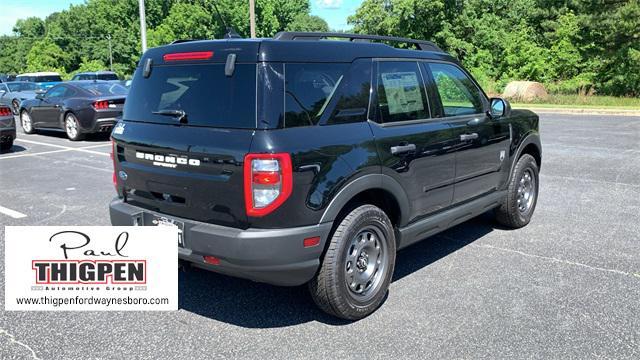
[171,39,197,44]
[273,31,443,52]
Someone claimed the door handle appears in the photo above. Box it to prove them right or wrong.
[460,133,478,141]
[390,143,416,155]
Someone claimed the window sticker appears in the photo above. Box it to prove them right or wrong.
[380,72,424,115]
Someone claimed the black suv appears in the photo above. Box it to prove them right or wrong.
[110,32,541,320]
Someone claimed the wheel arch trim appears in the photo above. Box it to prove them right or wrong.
[319,173,411,226]
[509,132,542,182]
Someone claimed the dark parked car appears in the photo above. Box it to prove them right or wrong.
[0,74,17,82]
[0,82,39,114]
[109,32,542,320]
[71,71,119,81]
[0,105,15,151]
[19,81,128,140]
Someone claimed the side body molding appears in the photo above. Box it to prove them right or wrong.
[319,173,411,226]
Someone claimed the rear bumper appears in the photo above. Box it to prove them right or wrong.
[109,198,333,286]
[86,116,118,133]
[0,127,16,143]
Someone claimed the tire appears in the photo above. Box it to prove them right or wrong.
[20,110,35,134]
[64,113,84,141]
[0,139,12,152]
[11,99,20,115]
[309,204,396,320]
[495,154,539,228]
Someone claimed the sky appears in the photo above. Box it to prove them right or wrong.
[0,0,364,35]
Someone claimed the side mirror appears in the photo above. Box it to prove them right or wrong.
[35,89,46,99]
[489,97,511,118]
[0,90,6,97]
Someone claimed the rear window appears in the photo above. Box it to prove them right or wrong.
[97,73,119,81]
[36,75,62,82]
[77,83,128,96]
[124,63,256,128]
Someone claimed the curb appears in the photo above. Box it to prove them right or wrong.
[513,106,640,116]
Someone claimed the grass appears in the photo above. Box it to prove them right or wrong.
[511,94,640,109]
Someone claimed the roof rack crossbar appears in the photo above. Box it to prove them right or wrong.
[273,32,443,52]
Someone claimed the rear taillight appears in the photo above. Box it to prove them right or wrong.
[93,101,109,110]
[111,139,117,189]
[244,153,293,217]
[0,106,11,116]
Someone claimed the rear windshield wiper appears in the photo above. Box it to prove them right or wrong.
[152,109,188,124]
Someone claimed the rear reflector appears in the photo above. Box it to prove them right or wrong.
[303,236,321,248]
[203,256,220,265]
[0,106,11,116]
[163,51,213,62]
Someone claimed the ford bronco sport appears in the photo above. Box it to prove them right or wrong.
[110,32,541,320]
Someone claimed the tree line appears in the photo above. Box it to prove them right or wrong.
[0,0,638,96]
[0,0,328,80]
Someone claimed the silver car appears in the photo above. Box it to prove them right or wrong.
[0,82,38,115]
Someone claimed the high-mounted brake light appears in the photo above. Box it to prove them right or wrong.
[163,51,214,62]
[244,153,293,217]
[93,100,109,110]
[0,106,12,117]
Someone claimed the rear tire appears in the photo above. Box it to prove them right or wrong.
[309,204,396,320]
[64,113,84,141]
[0,139,12,152]
[20,110,35,134]
[495,154,539,228]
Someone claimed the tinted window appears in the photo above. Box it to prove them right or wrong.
[17,83,36,91]
[46,86,67,98]
[97,73,118,81]
[429,63,483,116]
[77,83,128,96]
[285,63,347,128]
[0,84,8,92]
[124,63,256,128]
[36,75,62,82]
[327,60,372,125]
[376,61,429,123]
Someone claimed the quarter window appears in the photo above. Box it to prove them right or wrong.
[284,63,348,128]
[376,61,429,123]
[428,63,484,117]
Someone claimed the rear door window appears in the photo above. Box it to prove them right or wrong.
[124,63,257,128]
[284,63,348,128]
[375,61,429,123]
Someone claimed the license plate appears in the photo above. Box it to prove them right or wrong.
[145,214,184,247]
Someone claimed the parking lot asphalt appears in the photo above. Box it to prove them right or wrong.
[0,113,638,359]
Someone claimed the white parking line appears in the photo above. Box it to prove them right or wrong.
[0,149,72,160]
[0,205,27,219]
[14,139,110,156]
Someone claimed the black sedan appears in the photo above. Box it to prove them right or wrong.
[19,81,128,140]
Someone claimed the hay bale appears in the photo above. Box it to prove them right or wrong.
[503,81,548,101]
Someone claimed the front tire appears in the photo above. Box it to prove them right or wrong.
[20,110,35,134]
[309,205,396,320]
[11,99,20,115]
[64,113,84,141]
[495,154,539,228]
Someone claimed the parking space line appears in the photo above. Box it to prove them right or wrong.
[0,149,73,160]
[15,139,110,156]
[0,205,27,219]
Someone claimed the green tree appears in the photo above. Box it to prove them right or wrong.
[286,14,329,32]
[25,39,70,75]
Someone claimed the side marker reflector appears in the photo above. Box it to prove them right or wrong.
[303,236,321,248]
